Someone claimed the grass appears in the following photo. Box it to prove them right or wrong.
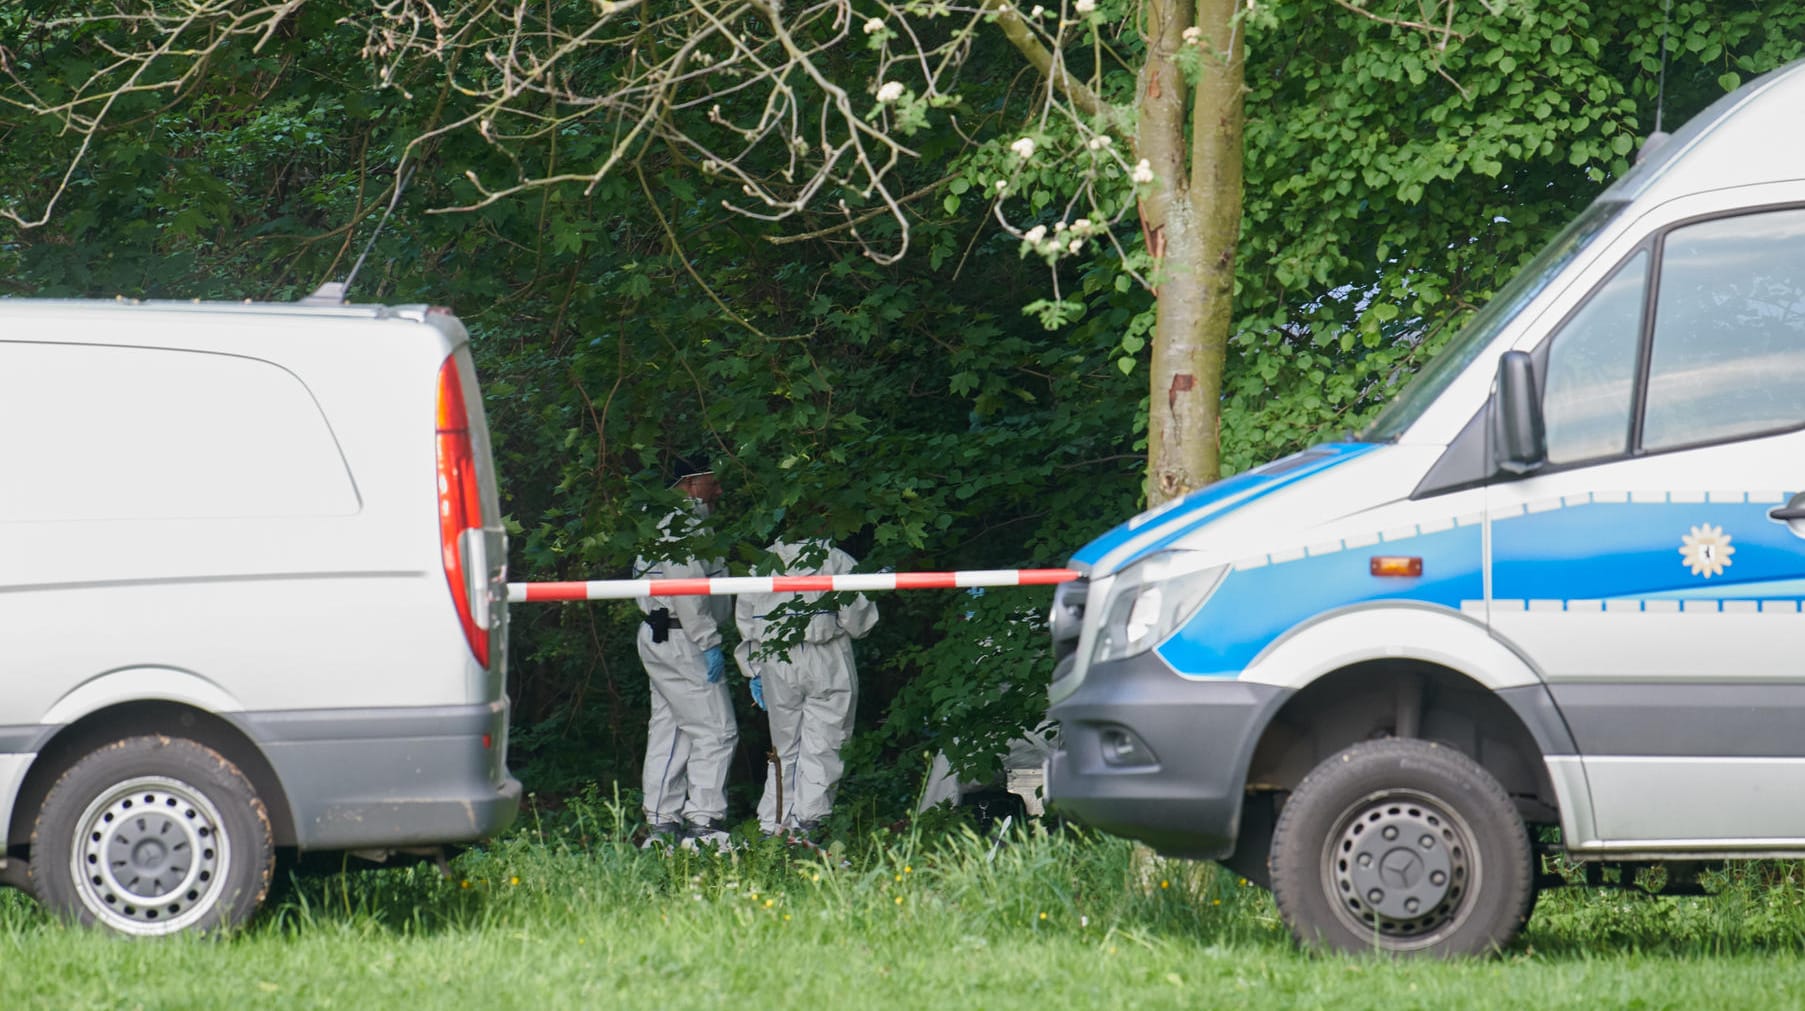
[6,794,1805,1010]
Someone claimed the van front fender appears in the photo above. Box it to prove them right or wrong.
[1237,601,1544,693]
[1232,601,1588,839]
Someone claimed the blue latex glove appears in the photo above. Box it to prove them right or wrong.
[703,646,726,683]
[749,676,766,710]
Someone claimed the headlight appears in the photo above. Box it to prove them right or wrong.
[1091,553,1225,665]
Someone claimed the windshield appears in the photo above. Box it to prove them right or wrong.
[1361,200,1627,442]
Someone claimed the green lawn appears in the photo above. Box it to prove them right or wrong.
[5,800,1805,1010]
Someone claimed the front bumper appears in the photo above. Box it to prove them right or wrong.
[1046,655,1288,859]
[235,700,521,851]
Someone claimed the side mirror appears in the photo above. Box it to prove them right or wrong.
[1494,351,1546,474]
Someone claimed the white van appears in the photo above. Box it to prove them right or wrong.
[1045,60,1805,955]
[0,299,518,934]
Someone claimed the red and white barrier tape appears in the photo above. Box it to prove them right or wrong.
[507,568,1080,603]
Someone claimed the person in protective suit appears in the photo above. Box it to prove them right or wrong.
[733,536,878,839]
[634,459,737,849]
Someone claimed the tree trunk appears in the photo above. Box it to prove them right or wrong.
[1139,0,1245,506]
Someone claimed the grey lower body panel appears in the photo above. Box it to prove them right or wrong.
[233,701,521,851]
[1046,656,1289,859]
[1545,682,1805,844]
[1549,681,1805,757]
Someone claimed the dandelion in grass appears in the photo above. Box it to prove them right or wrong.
[896,896,905,905]
[764,900,774,909]
[904,866,912,874]
[1038,911,1048,920]
[510,876,520,886]
[1160,880,1169,889]
[460,880,471,889]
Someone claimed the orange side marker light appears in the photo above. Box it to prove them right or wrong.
[1370,556,1423,578]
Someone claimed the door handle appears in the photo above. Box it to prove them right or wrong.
[1771,505,1805,521]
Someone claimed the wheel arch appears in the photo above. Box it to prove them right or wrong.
[9,701,297,852]
[1220,605,1576,884]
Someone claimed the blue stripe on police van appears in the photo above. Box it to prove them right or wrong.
[1492,492,1802,605]
[1070,443,1379,573]
[1157,521,1484,679]
[1151,486,1803,680]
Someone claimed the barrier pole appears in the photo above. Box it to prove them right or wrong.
[507,568,1080,603]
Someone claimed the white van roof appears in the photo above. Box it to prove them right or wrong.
[0,298,439,325]
[1605,58,1805,205]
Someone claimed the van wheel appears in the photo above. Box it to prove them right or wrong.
[31,737,274,935]
[1268,738,1532,957]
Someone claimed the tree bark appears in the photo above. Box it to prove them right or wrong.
[1141,0,1245,505]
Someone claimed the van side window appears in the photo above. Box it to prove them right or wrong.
[1642,208,1805,451]
[0,343,358,522]
[1541,251,1648,464]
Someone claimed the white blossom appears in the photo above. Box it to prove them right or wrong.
[1054,221,1067,232]
[1181,25,1202,43]
[1010,136,1037,160]
[995,179,1009,192]
[876,81,905,103]
[1075,0,1096,11]
[1030,4,1045,16]
[1069,238,1084,253]
[863,16,885,33]
[1131,159,1154,184]
[1023,224,1048,243]
[1072,218,1092,233]
[1086,134,1114,150]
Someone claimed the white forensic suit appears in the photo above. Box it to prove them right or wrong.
[634,507,738,831]
[733,539,878,834]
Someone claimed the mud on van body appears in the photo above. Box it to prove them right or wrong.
[0,299,519,934]
[1045,60,1805,956]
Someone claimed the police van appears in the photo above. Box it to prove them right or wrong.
[0,298,518,934]
[1045,60,1805,955]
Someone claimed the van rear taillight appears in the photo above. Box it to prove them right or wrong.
[436,355,491,668]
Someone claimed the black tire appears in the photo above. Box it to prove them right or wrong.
[31,737,274,935]
[1269,738,1533,957]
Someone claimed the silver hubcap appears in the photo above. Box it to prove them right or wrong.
[71,776,231,935]
[1325,790,1476,947]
